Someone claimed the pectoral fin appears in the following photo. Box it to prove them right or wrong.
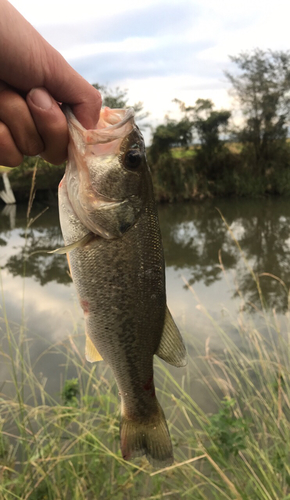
[49,232,94,255]
[85,333,103,363]
[156,307,187,367]
[66,254,72,279]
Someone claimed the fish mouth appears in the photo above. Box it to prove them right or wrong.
[97,107,135,129]
[86,108,135,145]
[64,106,135,145]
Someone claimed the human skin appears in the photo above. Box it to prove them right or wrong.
[0,0,102,167]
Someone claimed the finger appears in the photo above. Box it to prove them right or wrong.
[0,121,23,167]
[43,57,102,129]
[27,88,69,164]
[0,83,44,156]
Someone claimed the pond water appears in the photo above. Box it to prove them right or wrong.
[1,197,290,404]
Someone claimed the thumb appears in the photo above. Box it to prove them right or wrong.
[69,78,102,130]
[43,58,102,130]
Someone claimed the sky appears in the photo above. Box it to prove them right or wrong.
[10,0,290,142]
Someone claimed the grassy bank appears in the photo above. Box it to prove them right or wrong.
[1,214,290,499]
[150,144,290,202]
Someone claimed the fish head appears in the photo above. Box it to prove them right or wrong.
[63,106,151,239]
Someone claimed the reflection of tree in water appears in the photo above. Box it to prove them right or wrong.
[231,199,290,313]
[1,205,71,286]
[158,198,290,313]
[159,201,237,286]
[5,227,71,286]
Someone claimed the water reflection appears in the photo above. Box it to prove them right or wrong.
[2,204,16,229]
[1,205,70,286]
[159,198,290,313]
[1,199,290,312]
[159,201,236,286]
[1,200,290,311]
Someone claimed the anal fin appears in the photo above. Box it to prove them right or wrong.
[85,333,103,363]
[156,307,187,367]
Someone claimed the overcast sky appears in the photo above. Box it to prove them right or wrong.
[10,0,290,140]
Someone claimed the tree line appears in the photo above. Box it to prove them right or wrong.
[148,49,290,200]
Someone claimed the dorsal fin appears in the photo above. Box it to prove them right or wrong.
[85,333,103,363]
[155,307,187,367]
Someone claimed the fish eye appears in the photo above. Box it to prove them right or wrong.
[124,150,142,170]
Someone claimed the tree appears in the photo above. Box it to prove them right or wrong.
[174,98,231,181]
[191,99,230,178]
[147,110,194,201]
[225,49,290,173]
[148,117,193,164]
[148,98,232,198]
[191,99,230,149]
[92,84,149,129]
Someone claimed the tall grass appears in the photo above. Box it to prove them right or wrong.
[1,204,290,499]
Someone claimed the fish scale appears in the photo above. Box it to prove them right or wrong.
[58,105,187,467]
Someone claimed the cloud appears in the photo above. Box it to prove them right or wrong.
[9,0,290,128]
[37,1,199,50]
[68,39,218,85]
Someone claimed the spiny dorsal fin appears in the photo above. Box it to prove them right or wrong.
[155,307,187,367]
[85,333,103,363]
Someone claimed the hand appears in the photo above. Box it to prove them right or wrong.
[0,0,102,167]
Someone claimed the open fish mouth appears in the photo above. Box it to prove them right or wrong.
[63,106,135,145]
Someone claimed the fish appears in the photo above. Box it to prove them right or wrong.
[57,105,187,467]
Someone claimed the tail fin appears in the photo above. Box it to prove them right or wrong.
[120,400,174,468]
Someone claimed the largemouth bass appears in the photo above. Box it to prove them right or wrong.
[58,106,187,467]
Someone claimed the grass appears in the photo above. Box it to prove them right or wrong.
[1,198,290,498]
[171,147,196,159]
[170,143,242,159]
